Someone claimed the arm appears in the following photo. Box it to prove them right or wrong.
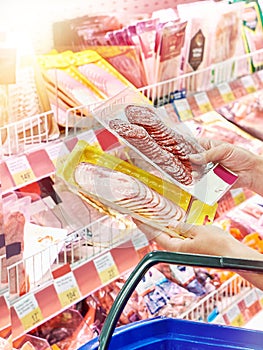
[190,139,263,196]
[134,220,263,290]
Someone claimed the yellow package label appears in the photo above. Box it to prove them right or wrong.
[59,140,217,225]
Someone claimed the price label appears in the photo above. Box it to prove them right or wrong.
[224,304,245,327]
[132,232,149,250]
[230,188,246,206]
[46,141,69,167]
[217,82,235,103]
[14,294,43,331]
[54,271,81,308]
[194,92,213,113]
[94,252,119,284]
[6,155,36,186]
[173,99,193,121]
[77,130,99,146]
[257,70,263,83]
[256,288,263,306]
[241,75,256,94]
[132,233,150,259]
[244,290,258,307]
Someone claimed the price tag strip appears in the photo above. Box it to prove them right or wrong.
[223,304,245,327]
[6,155,36,186]
[14,294,43,331]
[132,232,150,259]
[241,75,257,94]
[256,288,263,307]
[230,188,246,206]
[217,82,235,103]
[172,99,193,121]
[93,252,119,285]
[46,141,69,167]
[77,129,100,147]
[194,92,214,114]
[53,270,81,308]
[132,232,149,251]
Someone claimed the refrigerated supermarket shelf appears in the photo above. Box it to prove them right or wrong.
[8,223,150,340]
[1,49,263,197]
[1,47,263,344]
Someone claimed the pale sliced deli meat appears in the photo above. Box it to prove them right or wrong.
[73,162,186,233]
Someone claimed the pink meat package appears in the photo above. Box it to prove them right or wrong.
[91,89,238,205]
[217,89,263,141]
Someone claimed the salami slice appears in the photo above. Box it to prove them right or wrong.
[109,118,194,184]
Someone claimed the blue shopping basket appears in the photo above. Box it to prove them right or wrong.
[79,251,263,350]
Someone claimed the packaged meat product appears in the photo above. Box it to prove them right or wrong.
[59,136,218,228]
[186,111,263,155]
[178,1,246,92]
[0,55,60,155]
[240,1,263,69]
[29,309,93,350]
[73,162,186,238]
[136,267,196,318]
[90,90,238,205]
[169,265,206,296]
[217,89,263,141]
[4,210,28,296]
[73,50,136,98]
[155,20,186,83]
[135,18,159,85]
[23,222,68,287]
[177,1,215,92]
[0,206,7,286]
[14,334,51,350]
[83,45,147,88]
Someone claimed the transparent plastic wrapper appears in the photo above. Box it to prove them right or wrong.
[14,334,51,349]
[217,89,263,141]
[30,309,93,350]
[183,111,263,155]
[73,50,136,98]
[83,45,147,88]
[0,56,60,154]
[90,88,238,205]
[135,267,197,318]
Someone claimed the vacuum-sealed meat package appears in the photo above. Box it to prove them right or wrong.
[90,89,238,205]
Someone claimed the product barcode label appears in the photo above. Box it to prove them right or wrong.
[94,252,119,284]
[14,294,43,331]
[6,155,36,186]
